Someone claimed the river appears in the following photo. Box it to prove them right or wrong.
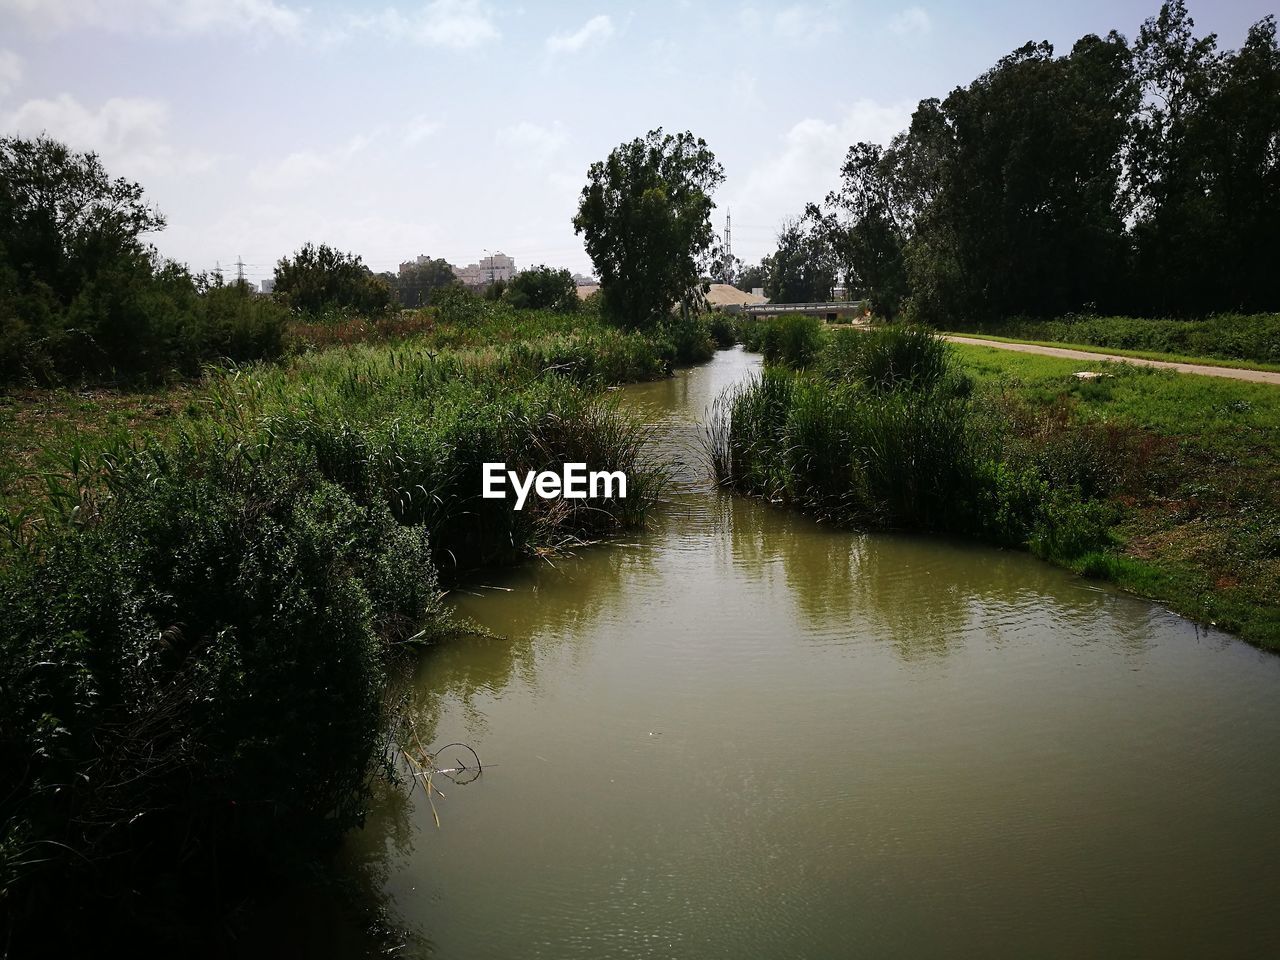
[273,347,1280,958]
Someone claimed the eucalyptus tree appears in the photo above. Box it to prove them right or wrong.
[573,128,724,328]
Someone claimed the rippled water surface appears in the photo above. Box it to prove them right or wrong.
[287,348,1280,958]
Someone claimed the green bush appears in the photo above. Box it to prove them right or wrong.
[712,367,976,528]
[0,439,444,947]
[659,313,715,366]
[505,266,579,312]
[707,310,737,348]
[712,325,1120,553]
[758,314,823,368]
[820,324,958,392]
[272,243,392,319]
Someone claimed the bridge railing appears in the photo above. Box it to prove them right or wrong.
[737,300,869,316]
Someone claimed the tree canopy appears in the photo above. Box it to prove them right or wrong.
[806,1,1280,323]
[392,258,458,308]
[272,243,392,317]
[573,128,724,328]
[505,265,578,312]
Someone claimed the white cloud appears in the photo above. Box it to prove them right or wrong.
[0,0,304,38]
[0,50,21,98]
[756,4,839,43]
[546,14,614,54]
[354,0,499,49]
[402,114,442,146]
[3,94,215,178]
[731,99,911,243]
[496,121,567,163]
[250,135,372,191]
[889,6,931,36]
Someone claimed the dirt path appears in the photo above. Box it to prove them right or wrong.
[944,335,1280,386]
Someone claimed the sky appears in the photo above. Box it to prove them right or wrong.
[0,0,1273,286]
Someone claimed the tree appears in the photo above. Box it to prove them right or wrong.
[765,213,838,303]
[272,243,391,317]
[0,135,165,306]
[393,257,458,307]
[505,265,578,311]
[904,33,1138,324]
[735,259,770,293]
[1129,2,1280,314]
[573,128,724,328]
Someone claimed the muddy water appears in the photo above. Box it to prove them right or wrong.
[305,348,1280,958]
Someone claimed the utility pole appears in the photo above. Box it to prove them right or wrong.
[723,209,734,285]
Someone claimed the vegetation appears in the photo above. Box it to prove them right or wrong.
[272,242,392,318]
[387,257,459,308]
[0,136,288,385]
[965,313,1280,367]
[505,264,579,312]
[713,325,1280,652]
[574,128,723,329]
[771,2,1280,325]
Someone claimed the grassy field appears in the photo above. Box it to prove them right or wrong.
[964,313,1280,368]
[953,343,1280,647]
[944,331,1280,373]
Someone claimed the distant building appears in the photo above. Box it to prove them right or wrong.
[398,254,433,276]
[572,272,597,286]
[260,278,275,294]
[454,252,516,286]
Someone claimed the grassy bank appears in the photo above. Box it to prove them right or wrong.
[964,313,1280,368]
[713,317,1280,652]
[0,300,686,953]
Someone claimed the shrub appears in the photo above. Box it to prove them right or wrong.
[820,324,956,391]
[0,439,444,948]
[272,243,392,318]
[505,266,579,312]
[758,314,823,368]
[707,310,736,348]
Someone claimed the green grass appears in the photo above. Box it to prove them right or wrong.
[944,330,1280,374]
[953,343,1280,650]
[960,312,1280,368]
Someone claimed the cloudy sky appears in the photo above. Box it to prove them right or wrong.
[0,0,1271,285]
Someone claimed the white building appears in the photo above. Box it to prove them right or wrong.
[454,252,516,286]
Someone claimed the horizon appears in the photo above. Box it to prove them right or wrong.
[1,0,1273,285]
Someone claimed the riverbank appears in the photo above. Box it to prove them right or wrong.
[714,321,1280,652]
[0,302,696,954]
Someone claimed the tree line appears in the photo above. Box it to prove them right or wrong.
[737,1,1279,323]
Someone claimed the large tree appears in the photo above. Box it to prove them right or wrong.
[0,135,165,305]
[908,33,1138,324]
[573,129,724,328]
[765,213,839,303]
[505,264,578,312]
[393,257,458,307]
[1129,2,1280,314]
[272,243,391,317]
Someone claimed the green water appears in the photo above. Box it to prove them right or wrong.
[283,348,1280,958]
